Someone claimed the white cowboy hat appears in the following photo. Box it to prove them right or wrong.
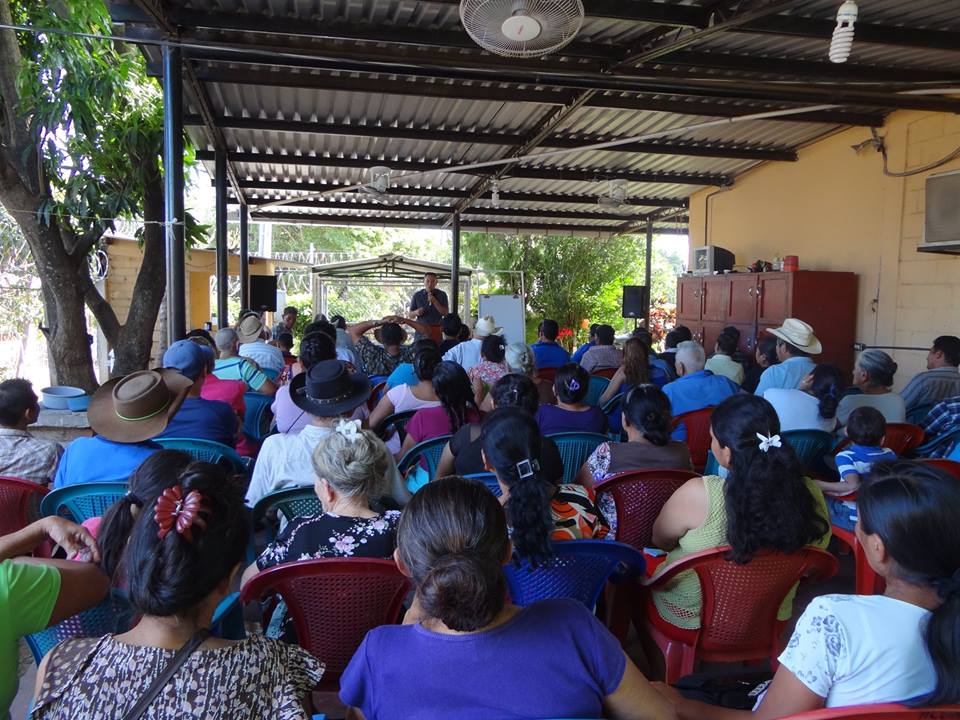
[473,316,502,338]
[766,318,822,355]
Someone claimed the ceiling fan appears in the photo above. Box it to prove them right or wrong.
[460,0,585,58]
[597,179,634,215]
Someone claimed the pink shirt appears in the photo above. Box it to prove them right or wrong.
[407,406,481,444]
[202,374,253,455]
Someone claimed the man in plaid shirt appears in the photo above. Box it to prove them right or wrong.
[920,395,960,458]
[0,379,62,484]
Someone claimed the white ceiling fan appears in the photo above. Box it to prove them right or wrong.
[597,179,634,215]
[459,0,585,58]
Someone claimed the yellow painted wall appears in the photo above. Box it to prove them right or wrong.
[688,110,960,391]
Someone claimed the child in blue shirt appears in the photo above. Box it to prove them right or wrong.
[818,406,896,530]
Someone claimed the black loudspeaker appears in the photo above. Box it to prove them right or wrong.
[249,275,278,312]
[622,285,649,318]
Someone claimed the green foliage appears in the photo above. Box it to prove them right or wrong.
[462,232,684,343]
[10,0,206,247]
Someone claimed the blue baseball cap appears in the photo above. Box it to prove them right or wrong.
[162,339,213,381]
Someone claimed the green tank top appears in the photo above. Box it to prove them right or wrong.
[651,475,830,630]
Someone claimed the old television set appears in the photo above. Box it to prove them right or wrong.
[693,245,735,275]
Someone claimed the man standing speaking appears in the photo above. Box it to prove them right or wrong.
[408,272,449,342]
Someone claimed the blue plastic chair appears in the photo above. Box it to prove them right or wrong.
[374,409,417,443]
[601,392,625,441]
[154,438,248,475]
[546,432,609,485]
[503,540,646,610]
[399,435,452,492]
[40,482,128,522]
[782,429,834,470]
[243,392,275,442]
[704,449,721,476]
[251,485,322,543]
[584,376,610,406]
[464,471,502,497]
[25,589,133,663]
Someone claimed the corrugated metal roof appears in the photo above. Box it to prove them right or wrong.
[117,0,960,234]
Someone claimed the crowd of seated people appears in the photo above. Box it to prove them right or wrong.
[4,305,960,720]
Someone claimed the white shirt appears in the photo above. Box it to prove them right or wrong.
[238,339,286,374]
[443,337,482,372]
[245,423,408,508]
[764,388,837,433]
[778,594,935,708]
[837,392,906,426]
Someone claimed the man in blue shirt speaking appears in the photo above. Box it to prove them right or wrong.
[754,318,821,397]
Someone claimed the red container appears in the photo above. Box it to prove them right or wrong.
[783,255,799,272]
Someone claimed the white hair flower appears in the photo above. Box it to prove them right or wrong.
[756,432,782,453]
[334,418,362,442]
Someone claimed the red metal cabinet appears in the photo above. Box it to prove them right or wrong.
[676,272,858,375]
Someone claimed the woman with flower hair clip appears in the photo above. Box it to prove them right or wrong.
[32,462,324,719]
[649,394,830,633]
[534,363,607,435]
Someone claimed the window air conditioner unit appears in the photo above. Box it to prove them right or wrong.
[918,169,960,254]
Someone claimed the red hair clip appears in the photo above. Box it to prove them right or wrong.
[154,485,208,542]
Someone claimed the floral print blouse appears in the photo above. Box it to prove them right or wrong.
[256,511,401,570]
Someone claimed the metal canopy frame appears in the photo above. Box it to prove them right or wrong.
[115,0,960,335]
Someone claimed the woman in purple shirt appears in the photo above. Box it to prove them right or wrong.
[535,363,608,435]
[339,476,674,720]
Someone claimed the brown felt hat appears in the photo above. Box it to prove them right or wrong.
[87,369,192,443]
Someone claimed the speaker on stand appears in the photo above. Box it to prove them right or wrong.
[249,275,278,313]
[622,285,649,330]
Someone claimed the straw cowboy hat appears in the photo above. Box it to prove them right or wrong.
[290,359,370,417]
[87,369,192,443]
[473,316,502,338]
[236,314,266,344]
[766,318,822,355]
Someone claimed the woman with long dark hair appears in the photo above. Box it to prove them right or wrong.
[33,463,323,719]
[435,374,564,481]
[650,394,830,630]
[339,476,674,720]
[369,342,442,440]
[400,361,481,457]
[535,363,607,435]
[598,338,651,406]
[482,407,608,558]
[762,364,844,433]
[659,459,960,717]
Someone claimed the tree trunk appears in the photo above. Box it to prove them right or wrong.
[109,171,166,376]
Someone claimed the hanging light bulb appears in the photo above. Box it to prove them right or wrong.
[490,179,500,208]
[829,0,858,63]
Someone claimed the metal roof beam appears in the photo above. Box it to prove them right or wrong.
[419,0,709,27]
[664,50,960,84]
[249,212,634,234]
[225,197,651,222]
[178,67,883,127]
[195,150,729,186]
[227,182,688,208]
[162,9,619,62]
[185,115,798,162]
[738,15,960,53]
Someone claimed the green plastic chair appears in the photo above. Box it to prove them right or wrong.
[546,432,609,485]
[243,392,275,441]
[40,482,128,523]
[584,375,610,406]
[398,435,452,492]
[154,438,248,475]
[782,430,835,470]
[251,485,322,544]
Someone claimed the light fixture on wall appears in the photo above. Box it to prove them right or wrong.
[829,1,858,63]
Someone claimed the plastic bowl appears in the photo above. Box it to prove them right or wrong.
[40,386,85,410]
[67,394,91,412]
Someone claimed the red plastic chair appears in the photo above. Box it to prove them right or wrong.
[641,545,838,683]
[831,524,885,595]
[882,423,926,455]
[833,423,925,456]
[919,458,960,481]
[591,367,618,379]
[595,469,700,550]
[0,476,48,536]
[367,381,387,412]
[240,558,411,691]
[781,705,960,719]
[671,407,715,472]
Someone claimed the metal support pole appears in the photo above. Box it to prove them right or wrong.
[214,150,229,328]
[239,204,250,312]
[644,221,654,328]
[162,45,185,344]
[450,212,461,316]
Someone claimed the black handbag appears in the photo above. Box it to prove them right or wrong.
[674,669,774,710]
